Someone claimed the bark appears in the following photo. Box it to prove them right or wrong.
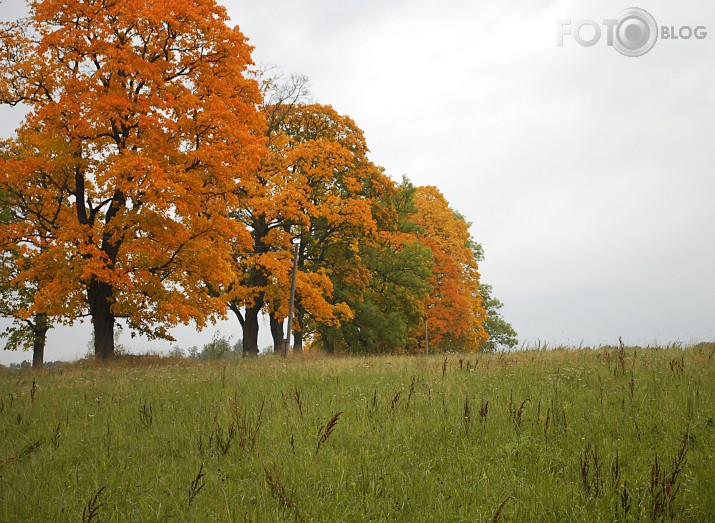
[77,180,125,361]
[239,217,270,357]
[242,304,260,356]
[269,313,284,355]
[292,302,305,354]
[88,278,115,360]
[31,313,49,369]
[293,329,304,355]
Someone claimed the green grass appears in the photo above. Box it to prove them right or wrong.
[1,345,714,522]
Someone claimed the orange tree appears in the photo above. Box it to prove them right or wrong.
[413,185,488,352]
[0,0,264,359]
[0,140,68,368]
[227,72,388,354]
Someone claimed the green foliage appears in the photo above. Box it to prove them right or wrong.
[317,180,433,353]
[480,283,519,352]
[0,346,713,521]
[321,240,433,353]
[197,334,242,360]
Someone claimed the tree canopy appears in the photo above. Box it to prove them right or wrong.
[0,0,265,359]
[0,1,516,361]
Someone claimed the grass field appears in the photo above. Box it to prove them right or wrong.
[1,344,714,522]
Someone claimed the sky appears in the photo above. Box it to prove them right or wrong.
[1,1,714,364]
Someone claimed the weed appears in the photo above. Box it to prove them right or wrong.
[0,439,42,468]
[511,398,530,430]
[293,387,304,418]
[51,423,61,449]
[618,337,627,376]
[629,371,635,400]
[228,396,265,452]
[550,388,568,434]
[406,376,417,409]
[479,400,489,424]
[648,432,689,520]
[139,399,153,427]
[463,395,471,434]
[210,416,236,456]
[264,467,305,522]
[490,495,511,522]
[316,411,342,455]
[579,442,603,498]
[544,407,550,442]
[188,463,206,508]
[30,379,36,404]
[390,391,401,411]
[81,486,105,523]
[616,480,632,520]
[611,450,620,486]
[668,357,684,377]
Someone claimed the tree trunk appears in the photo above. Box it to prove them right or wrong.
[293,328,303,355]
[324,337,335,355]
[291,301,306,354]
[269,313,284,355]
[242,304,260,356]
[88,278,115,360]
[31,313,49,369]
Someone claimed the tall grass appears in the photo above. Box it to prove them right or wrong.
[1,344,714,521]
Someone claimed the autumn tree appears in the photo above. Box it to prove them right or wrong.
[315,178,433,353]
[413,185,488,352]
[228,73,387,355]
[0,140,63,368]
[0,0,264,359]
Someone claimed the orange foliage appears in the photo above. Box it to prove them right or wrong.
[0,0,264,357]
[413,186,488,351]
[229,94,391,352]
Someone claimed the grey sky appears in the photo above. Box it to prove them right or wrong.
[2,1,714,363]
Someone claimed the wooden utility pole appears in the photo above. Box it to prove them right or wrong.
[283,242,299,358]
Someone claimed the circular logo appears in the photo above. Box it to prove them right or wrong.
[613,8,658,57]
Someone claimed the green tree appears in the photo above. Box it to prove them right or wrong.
[315,178,433,353]
[479,284,518,352]
[198,334,243,360]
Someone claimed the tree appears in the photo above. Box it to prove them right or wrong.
[0,145,62,369]
[479,283,518,352]
[0,0,264,359]
[315,178,433,353]
[197,333,242,360]
[228,73,386,355]
[413,186,488,352]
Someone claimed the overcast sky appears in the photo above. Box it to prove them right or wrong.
[2,1,714,364]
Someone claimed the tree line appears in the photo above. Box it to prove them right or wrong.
[0,0,516,367]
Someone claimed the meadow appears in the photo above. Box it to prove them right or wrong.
[1,344,714,522]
